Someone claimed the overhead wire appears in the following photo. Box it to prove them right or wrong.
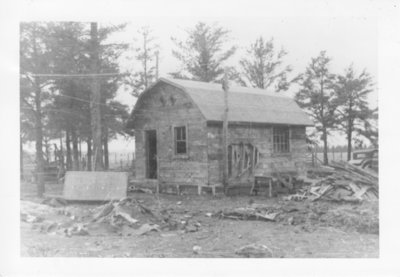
[30,73,127,78]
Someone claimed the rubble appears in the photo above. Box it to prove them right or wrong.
[65,224,89,237]
[128,186,154,194]
[291,161,378,202]
[193,245,202,254]
[20,162,379,247]
[90,198,161,233]
[235,244,273,258]
[183,220,201,233]
[136,223,160,235]
[41,197,68,207]
[21,196,203,238]
[215,205,279,222]
[21,213,44,223]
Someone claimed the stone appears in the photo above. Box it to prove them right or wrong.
[193,245,202,254]
[235,244,273,258]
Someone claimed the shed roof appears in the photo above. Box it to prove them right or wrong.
[129,78,314,127]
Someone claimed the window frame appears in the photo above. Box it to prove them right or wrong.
[272,126,290,154]
[173,125,188,155]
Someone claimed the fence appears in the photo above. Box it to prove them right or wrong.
[315,151,347,163]
[21,151,136,182]
[108,152,135,171]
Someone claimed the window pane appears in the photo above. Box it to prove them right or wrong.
[181,127,186,140]
[273,127,290,153]
[176,141,186,154]
[174,126,187,154]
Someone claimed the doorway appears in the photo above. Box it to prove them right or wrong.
[145,130,157,179]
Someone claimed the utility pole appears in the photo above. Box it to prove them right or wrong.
[90,22,103,171]
[222,69,230,194]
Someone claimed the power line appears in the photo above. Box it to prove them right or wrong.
[30,73,128,78]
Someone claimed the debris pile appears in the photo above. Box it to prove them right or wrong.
[41,197,68,207]
[291,161,378,202]
[87,198,160,236]
[21,197,203,237]
[21,201,55,223]
[215,205,279,221]
[214,200,379,234]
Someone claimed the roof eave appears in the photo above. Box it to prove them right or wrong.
[206,120,314,127]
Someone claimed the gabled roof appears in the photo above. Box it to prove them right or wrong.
[129,78,314,127]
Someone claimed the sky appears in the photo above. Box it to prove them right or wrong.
[13,0,381,152]
[107,16,378,150]
[113,16,378,109]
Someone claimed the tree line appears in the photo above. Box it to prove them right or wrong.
[20,21,378,196]
[20,22,130,196]
[164,22,378,165]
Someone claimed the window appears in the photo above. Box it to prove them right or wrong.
[174,126,187,154]
[273,127,290,153]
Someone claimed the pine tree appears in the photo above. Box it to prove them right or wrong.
[46,22,90,170]
[22,22,129,178]
[20,22,56,196]
[333,65,376,159]
[239,36,293,91]
[295,51,338,165]
[170,22,236,82]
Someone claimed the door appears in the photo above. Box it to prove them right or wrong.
[145,130,157,179]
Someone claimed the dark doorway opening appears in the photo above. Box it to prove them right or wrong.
[145,130,157,179]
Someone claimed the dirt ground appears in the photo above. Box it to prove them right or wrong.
[20,182,379,258]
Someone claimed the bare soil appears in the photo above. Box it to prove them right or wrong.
[20,182,379,258]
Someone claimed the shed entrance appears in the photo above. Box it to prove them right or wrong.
[145,130,157,179]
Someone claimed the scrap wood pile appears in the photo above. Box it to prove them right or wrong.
[215,201,379,234]
[215,204,281,222]
[286,161,379,202]
[91,198,202,235]
[215,203,305,224]
[21,198,202,238]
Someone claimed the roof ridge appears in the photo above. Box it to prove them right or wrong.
[129,77,313,127]
[161,77,289,98]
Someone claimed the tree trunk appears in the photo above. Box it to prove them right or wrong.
[90,22,103,171]
[59,134,65,171]
[346,115,354,161]
[66,128,72,170]
[44,137,50,163]
[20,135,24,180]
[71,127,79,170]
[79,137,82,161]
[322,128,329,165]
[103,129,109,170]
[347,124,352,161]
[87,136,92,171]
[34,81,45,197]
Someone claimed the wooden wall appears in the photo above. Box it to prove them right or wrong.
[132,82,308,189]
[133,83,209,187]
[207,123,308,186]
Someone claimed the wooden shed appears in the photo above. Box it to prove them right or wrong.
[126,78,313,194]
